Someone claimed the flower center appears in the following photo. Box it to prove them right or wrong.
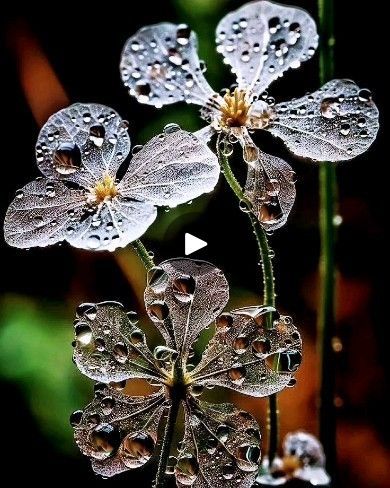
[219,88,251,128]
[92,174,118,204]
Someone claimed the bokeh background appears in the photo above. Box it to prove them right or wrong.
[0,1,387,486]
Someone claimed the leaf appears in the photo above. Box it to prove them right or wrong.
[216,1,317,94]
[192,306,302,397]
[268,79,379,161]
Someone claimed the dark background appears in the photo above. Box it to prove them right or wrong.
[0,1,387,486]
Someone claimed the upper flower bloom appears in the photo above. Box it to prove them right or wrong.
[120,0,379,230]
[4,103,219,251]
[71,258,302,484]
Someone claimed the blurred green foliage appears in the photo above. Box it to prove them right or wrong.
[0,296,90,453]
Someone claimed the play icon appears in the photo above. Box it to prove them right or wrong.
[185,233,207,256]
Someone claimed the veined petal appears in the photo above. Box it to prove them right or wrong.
[216,0,317,95]
[267,79,379,161]
[66,197,157,252]
[121,23,218,108]
[72,385,167,478]
[144,259,229,357]
[175,400,260,487]
[4,178,86,249]
[118,128,219,208]
[36,103,130,186]
[192,306,302,397]
[73,301,163,384]
[244,151,296,231]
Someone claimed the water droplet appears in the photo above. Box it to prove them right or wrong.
[216,313,233,331]
[269,17,281,34]
[94,338,105,351]
[76,303,97,321]
[69,409,83,426]
[267,351,302,372]
[120,432,155,468]
[287,378,297,387]
[240,50,250,63]
[221,139,233,156]
[190,384,204,397]
[176,24,191,46]
[239,199,252,213]
[87,235,101,249]
[333,215,343,226]
[89,125,105,147]
[132,144,143,155]
[83,113,92,123]
[222,462,235,480]
[357,117,366,127]
[153,346,178,362]
[233,335,249,354]
[340,123,350,136]
[148,301,169,321]
[130,330,145,344]
[236,444,260,472]
[205,436,218,454]
[358,88,372,102]
[75,323,93,346]
[101,396,115,415]
[53,142,82,175]
[320,97,340,119]
[90,424,120,459]
[131,40,141,52]
[216,424,230,443]
[172,275,195,303]
[113,342,129,363]
[168,48,182,66]
[135,81,151,102]
[33,216,44,228]
[360,129,369,138]
[46,183,56,198]
[175,454,199,485]
[164,123,181,134]
[252,339,271,357]
[147,266,168,293]
[15,189,24,199]
[228,365,246,385]
[243,143,258,164]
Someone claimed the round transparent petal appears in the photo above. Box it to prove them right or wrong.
[267,79,379,161]
[36,103,130,186]
[175,400,260,487]
[4,178,86,249]
[66,197,157,251]
[120,23,217,108]
[216,0,318,95]
[244,151,296,231]
[192,306,302,397]
[72,384,166,477]
[73,301,161,383]
[144,258,229,357]
[118,129,220,208]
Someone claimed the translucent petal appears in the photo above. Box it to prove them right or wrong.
[283,432,326,467]
[216,1,317,94]
[175,400,260,487]
[4,178,86,249]
[144,258,229,357]
[244,151,296,231]
[267,79,379,161]
[192,307,302,397]
[72,385,167,477]
[120,23,218,108]
[36,103,130,186]
[194,125,216,145]
[119,129,220,208]
[73,301,162,383]
[66,197,157,251]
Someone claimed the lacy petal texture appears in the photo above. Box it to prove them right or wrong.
[121,0,379,230]
[71,258,302,485]
[4,104,219,251]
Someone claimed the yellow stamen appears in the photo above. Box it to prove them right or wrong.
[93,174,118,204]
[219,88,251,127]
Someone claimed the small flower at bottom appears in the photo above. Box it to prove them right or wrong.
[257,431,330,486]
[4,104,219,251]
[71,258,303,485]
[121,0,379,230]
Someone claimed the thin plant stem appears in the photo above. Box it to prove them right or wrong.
[154,397,180,488]
[216,134,278,465]
[318,0,337,478]
[131,239,155,271]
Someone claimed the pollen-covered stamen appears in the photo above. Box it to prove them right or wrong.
[90,174,118,204]
[219,88,251,127]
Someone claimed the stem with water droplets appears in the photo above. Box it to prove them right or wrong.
[131,239,155,271]
[216,134,279,466]
[318,0,337,478]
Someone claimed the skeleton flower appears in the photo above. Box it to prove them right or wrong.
[71,258,302,485]
[120,0,379,230]
[4,103,219,251]
[257,431,330,486]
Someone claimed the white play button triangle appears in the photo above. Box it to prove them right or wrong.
[185,233,207,256]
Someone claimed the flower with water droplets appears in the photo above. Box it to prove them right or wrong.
[4,103,219,251]
[257,431,330,486]
[120,0,379,230]
[71,258,302,484]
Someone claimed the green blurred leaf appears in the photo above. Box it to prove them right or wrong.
[0,295,90,454]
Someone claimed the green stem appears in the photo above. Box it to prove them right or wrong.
[217,134,278,465]
[154,397,180,488]
[131,239,155,271]
[318,0,337,478]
